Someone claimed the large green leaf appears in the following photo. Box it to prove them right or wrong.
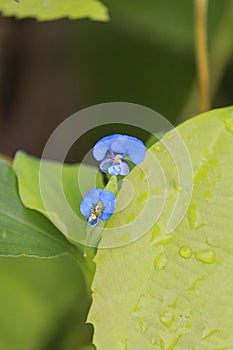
[88,106,233,349]
[0,0,108,21]
[13,151,104,246]
[0,161,77,258]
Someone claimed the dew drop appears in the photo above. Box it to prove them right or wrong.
[151,337,157,345]
[195,249,216,264]
[154,253,167,270]
[224,117,233,134]
[179,246,192,259]
[167,334,183,349]
[159,311,175,327]
[206,238,219,248]
[139,320,147,332]
[168,298,178,309]
[202,328,220,340]
[188,276,205,291]
[150,224,161,243]
[159,337,166,350]
[154,144,162,152]
[188,204,205,229]
[153,236,173,248]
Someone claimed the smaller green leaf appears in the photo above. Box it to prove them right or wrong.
[13,151,104,246]
[0,161,77,258]
[0,0,109,21]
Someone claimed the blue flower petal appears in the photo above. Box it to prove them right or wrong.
[79,188,102,218]
[110,135,146,164]
[93,134,146,165]
[93,134,121,161]
[99,189,116,204]
[126,137,146,164]
[108,164,121,176]
[100,211,113,221]
[119,161,130,176]
[100,158,114,173]
[80,198,92,219]
[99,190,116,220]
[110,135,128,155]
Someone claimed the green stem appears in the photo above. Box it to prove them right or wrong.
[195,0,210,112]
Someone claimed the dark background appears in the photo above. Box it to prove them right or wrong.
[0,0,232,159]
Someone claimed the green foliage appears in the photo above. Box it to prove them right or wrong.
[88,106,233,349]
[0,0,108,21]
[0,255,92,350]
[0,158,95,349]
[0,161,77,258]
[13,151,104,246]
[110,0,229,51]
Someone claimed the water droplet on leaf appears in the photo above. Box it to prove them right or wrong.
[154,144,162,152]
[168,298,178,309]
[195,249,216,264]
[179,246,192,259]
[188,204,205,229]
[202,328,220,340]
[188,276,205,291]
[151,337,157,345]
[159,337,166,350]
[153,236,173,248]
[154,253,167,270]
[139,320,147,332]
[150,224,161,243]
[159,311,175,327]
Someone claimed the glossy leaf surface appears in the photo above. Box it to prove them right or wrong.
[89,106,233,349]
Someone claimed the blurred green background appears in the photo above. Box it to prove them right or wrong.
[0,0,232,349]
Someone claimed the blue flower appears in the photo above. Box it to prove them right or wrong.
[93,134,146,176]
[80,188,116,226]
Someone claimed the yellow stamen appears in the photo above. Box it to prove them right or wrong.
[114,156,122,163]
